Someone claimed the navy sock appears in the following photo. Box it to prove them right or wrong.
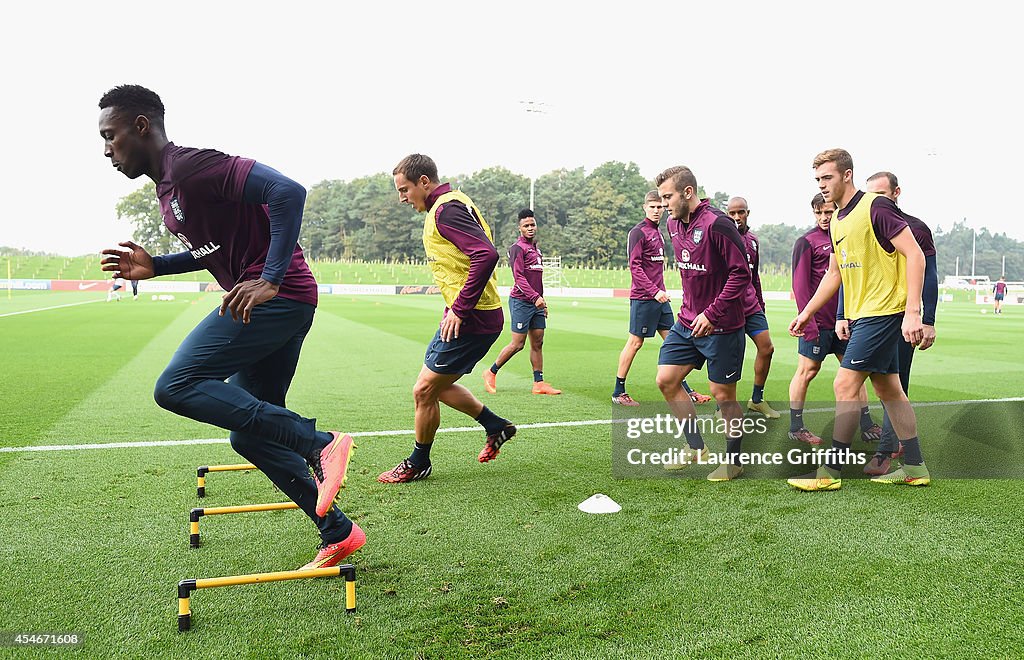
[684,427,705,450]
[860,407,874,431]
[489,363,499,375]
[725,437,742,463]
[752,384,765,404]
[533,370,543,383]
[681,381,695,394]
[613,377,627,397]
[475,406,509,435]
[877,408,899,454]
[826,439,852,472]
[901,437,924,465]
[790,408,804,433]
[408,442,432,468]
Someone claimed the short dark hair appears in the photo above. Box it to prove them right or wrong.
[518,209,535,221]
[98,84,165,130]
[654,166,698,194]
[644,190,661,203]
[393,154,439,183]
[866,171,899,190]
[811,193,827,209]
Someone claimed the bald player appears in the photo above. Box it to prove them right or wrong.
[726,196,780,419]
[860,171,937,476]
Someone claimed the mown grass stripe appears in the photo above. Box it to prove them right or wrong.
[4,396,1021,452]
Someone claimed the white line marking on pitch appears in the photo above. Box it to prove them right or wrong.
[0,298,104,318]
[2,397,1022,453]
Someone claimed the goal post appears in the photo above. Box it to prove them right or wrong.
[542,256,570,287]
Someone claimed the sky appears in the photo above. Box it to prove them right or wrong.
[2,1,1020,257]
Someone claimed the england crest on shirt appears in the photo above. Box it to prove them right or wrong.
[693,229,703,244]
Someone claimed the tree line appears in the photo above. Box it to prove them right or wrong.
[83,162,1024,280]
[299,161,728,268]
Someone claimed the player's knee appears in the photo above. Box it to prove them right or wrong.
[798,363,819,384]
[228,431,255,455]
[832,375,859,401]
[510,337,527,351]
[655,372,677,394]
[760,340,775,358]
[530,336,543,351]
[153,372,183,412]
[412,379,438,405]
[627,335,645,351]
[709,386,732,404]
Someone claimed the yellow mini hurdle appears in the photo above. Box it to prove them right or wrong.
[177,564,356,631]
[196,463,258,497]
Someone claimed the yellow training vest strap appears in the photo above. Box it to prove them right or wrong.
[422,190,501,311]
[831,192,908,320]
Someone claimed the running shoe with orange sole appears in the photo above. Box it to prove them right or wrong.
[870,463,930,486]
[863,453,893,476]
[612,393,640,407]
[377,459,433,484]
[861,423,883,442]
[689,390,713,404]
[314,432,355,517]
[532,381,561,395]
[300,522,366,569]
[478,423,517,462]
[483,370,497,394]
[788,428,823,446]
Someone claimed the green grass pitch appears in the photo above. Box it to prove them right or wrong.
[0,290,1021,657]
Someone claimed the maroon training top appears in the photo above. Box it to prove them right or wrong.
[155,143,317,306]
[667,200,752,333]
[791,225,838,341]
[627,218,668,300]
[509,236,544,302]
[738,227,765,312]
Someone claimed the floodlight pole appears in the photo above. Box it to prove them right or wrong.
[970,220,976,276]
[520,100,548,212]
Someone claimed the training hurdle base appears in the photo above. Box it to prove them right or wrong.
[196,463,258,498]
[177,564,356,631]
[190,502,300,548]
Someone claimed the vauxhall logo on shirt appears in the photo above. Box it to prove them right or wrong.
[170,198,185,223]
[838,244,862,269]
[175,232,223,260]
[676,248,707,272]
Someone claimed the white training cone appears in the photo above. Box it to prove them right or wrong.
[578,493,621,514]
